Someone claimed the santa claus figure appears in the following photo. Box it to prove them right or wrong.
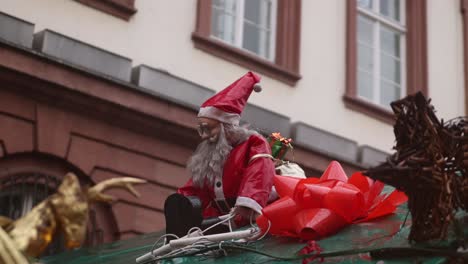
[164,72,275,237]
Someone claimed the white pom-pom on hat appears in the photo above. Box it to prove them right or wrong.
[253,83,262,93]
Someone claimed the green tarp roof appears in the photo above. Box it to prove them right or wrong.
[41,204,467,264]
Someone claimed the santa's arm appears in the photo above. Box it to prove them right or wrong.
[177,178,197,197]
[236,136,275,214]
[177,179,212,212]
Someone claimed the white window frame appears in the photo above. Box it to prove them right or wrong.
[357,0,406,107]
[211,0,277,61]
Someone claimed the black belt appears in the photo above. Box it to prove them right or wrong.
[212,197,236,214]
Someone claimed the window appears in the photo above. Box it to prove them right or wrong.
[0,173,65,256]
[345,0,427,123]
[211,0,277,61]
[75,0,137,21]
[0,173,59,220]
[0,172,106,255]
[193,0,301,85]
[357,0,406,107]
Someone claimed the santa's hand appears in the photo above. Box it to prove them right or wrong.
[233,206,258,221]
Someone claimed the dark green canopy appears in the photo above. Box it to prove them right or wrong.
[41,204,467,264]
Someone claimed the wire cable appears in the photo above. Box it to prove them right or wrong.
[201,213,236,234]
[255,219,271,241]
[149,233,179,258]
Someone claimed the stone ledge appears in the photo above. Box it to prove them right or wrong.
[358,145,389,168]
[33,30,132,82]
[242,104,291,137]
[131,65,214,111]
[0,11,34,48]
[291,122,359,163]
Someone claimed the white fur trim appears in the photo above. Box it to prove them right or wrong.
[235,196,263,215]
[198,106,240,125]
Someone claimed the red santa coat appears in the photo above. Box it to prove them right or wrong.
[178,134,275,218]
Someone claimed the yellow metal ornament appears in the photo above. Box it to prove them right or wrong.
[0,173,146,263]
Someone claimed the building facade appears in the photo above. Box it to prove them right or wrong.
[0,0,466,247]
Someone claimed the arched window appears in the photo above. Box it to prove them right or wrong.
[0,153,118,256]
[0,172,66,255]
[0,173,61,219]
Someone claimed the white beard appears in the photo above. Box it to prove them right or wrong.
[187,125,232,188]
[187,123,259,188]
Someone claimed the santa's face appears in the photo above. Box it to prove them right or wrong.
[189,119,232,187]
[197,117,221,143]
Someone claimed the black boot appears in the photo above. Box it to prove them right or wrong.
[164,193,203,240]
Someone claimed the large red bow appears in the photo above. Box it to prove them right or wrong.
[256,161,407,240]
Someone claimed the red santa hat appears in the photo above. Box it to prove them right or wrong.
[198,71,262,125]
